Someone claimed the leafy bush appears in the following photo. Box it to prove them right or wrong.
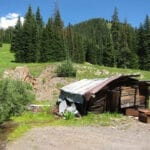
[56,60,76,77]
[0,79,35,123]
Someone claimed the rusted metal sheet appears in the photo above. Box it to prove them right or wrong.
[84,75,139,101]
[61,78,108,96]
[61,75,140,101]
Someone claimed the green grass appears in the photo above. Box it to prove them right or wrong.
[75,63,150,80]
[8,110,125,140]
[8,124,31,141]
[51,112,123,126]
[8,110,54,140]
[0,44,49,77]
[11,110,54,124]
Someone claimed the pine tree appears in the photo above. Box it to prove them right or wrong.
[66,23,74,61]
[31,16,39,62]
[143,15,150,70]
[0,29,3,47]
[41,18,55,62]
[35,7,44,61]
[138,15,150,70]
[126,24,137,53]
[125,23,139,69]
[40,26,49,62]
[21,6,33,62]
[111,7,120,67]
[1,27,13,44]
[0,40,2,47]
[21,6,39,62]
[137,24,144,68]
[36,7,44,29]
[78,34,85,63]
[53,9,65,61]
[85,39,97,64]
[103,31,114,67]
[119,25,132,68]
[0,31,3,47]
[96,38,104,65]
[10,16,23,62]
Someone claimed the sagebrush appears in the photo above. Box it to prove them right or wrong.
[0,79,35,123]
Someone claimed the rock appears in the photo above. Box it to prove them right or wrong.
[3,69,14,78]
[13,66,29,81]
[101,69,109,75]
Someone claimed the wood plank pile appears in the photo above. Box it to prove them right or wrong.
[120,86,140,108]
[138,109,150,123]
[125,108,139,117]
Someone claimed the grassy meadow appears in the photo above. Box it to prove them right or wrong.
[0,43,150,80]
[0,44,49,77]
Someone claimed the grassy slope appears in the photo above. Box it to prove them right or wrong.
[0,43,150,80]
[76,63,150,80]
[0,44,49,77]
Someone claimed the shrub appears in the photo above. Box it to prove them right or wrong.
[56,60,76,77]
[63,111,75,120]
[0,79,35,123]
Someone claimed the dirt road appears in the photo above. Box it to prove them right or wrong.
[6,119,150,150]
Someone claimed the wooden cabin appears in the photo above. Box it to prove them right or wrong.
[58,75,149,115]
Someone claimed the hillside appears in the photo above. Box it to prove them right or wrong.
[0,44,150,101]
[0,44,150,79]
[73,18,111,38]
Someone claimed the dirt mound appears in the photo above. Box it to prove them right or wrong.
[4,66,30,80]
[35,65,76,101]
[3,65,76,102]
[3,66,37,90]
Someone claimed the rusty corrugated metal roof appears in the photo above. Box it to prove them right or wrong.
[61,78,109,95]
[84,75,123,100]
[61,75,139,101]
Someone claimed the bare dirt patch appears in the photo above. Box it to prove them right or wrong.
[34,65,76,102]
[6,119,150,150]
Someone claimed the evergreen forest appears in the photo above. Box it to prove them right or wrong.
[0,6,149,71]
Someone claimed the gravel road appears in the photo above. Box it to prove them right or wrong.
[6,119,150,150]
